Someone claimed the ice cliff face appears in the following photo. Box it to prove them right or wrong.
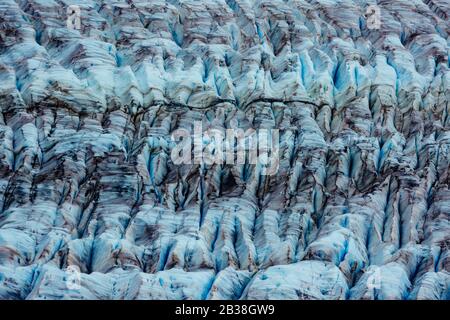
[0,0,449,300]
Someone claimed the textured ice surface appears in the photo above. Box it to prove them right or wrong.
[0,0,449,300]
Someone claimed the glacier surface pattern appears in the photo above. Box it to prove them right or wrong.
[0,0,449,300]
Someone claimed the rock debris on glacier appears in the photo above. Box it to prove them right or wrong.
[0,0,449,300]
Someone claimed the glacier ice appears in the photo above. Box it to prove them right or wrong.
[0,0,449,300]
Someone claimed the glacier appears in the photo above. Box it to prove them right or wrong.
[0,0,449,300]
